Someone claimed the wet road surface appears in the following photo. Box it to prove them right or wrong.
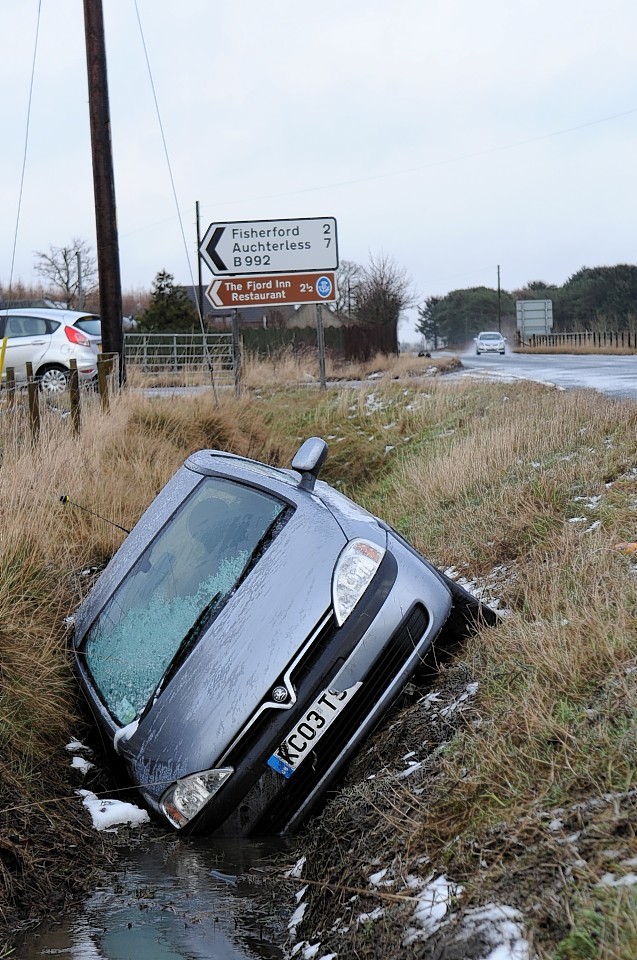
[459,350,637,399]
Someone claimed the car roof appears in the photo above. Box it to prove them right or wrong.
[0,308,98,321]
[477,331,503,336]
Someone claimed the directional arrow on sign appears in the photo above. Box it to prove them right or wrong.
[205,226,227,273]
[207,279,225,307]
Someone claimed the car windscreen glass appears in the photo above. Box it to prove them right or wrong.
[82,478,287,725]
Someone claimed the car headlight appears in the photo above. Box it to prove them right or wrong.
[332,538,386,626]
[160,767,233,828]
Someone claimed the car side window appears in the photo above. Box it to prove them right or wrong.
[5,315,48,338]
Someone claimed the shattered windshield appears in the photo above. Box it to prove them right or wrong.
[83,478,286,725]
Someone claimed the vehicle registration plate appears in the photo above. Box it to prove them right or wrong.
[268,682,362,779]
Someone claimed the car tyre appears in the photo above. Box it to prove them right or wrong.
[37,365,69,395]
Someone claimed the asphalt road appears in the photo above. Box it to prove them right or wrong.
[457,350,637,400]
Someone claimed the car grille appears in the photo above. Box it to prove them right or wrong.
[219,611,339,767]
[250,603,429,836]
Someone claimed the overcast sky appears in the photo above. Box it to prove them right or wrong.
[2,0,637,338]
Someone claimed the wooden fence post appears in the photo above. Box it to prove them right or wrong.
[69,359,81,434]
[5,367,15,408]
[97,354,110,411]
[26,362,40,439]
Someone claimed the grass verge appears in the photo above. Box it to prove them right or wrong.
[0,370,636,957]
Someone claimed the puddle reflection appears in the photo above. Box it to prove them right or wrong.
[17,835,287,959]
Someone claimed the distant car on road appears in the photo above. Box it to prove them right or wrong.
[0,308,100,394]
[474,331,506,355]
[72,438,497,837]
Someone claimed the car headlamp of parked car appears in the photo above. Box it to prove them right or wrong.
[72,437,498,836]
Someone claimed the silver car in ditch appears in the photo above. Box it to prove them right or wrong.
[72,439,496,835]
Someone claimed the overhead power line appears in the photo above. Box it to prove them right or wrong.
[9,0,42,295]
[132,0,218,402]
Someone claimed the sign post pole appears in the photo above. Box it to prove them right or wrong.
[315,304,327,390]
[232,308,241,398]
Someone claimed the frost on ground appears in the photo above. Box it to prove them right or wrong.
[442,562,515,613]
[416,902,531,960]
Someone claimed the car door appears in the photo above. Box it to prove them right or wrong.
[1,315,54,383]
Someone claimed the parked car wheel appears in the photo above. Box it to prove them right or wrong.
[37,365,69,395]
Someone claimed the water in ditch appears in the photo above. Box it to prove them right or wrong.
[15,834,288,959]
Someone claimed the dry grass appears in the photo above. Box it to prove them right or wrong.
[240,347,460,388]
[2,372,637,956]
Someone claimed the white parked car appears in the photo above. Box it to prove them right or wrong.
[0,308,101,394]
[474,331,506,355]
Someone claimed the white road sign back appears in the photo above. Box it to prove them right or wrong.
[200,217,338,276]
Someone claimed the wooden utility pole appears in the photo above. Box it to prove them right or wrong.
[196,201,205,321]
[497,264,502,333]
[83,0,125,382]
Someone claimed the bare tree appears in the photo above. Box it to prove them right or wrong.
[34,238,98,308]
[353,252,414,352]
[334,259,363,318]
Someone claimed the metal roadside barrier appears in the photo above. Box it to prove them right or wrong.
[123,332,235,382]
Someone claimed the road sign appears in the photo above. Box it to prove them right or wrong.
[200,217,338,276]
[205,272,337,309]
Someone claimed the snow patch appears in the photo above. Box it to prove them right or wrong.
[77,789,150,831]
[447,904,531,960]
[404,874,463,943]
[70,756,94,775]
[357,906,385,923]
[596,872,637,888]
[368,868,388,886]
[288,901,307,936]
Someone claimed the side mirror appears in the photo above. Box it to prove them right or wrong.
[292,437,328,492]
